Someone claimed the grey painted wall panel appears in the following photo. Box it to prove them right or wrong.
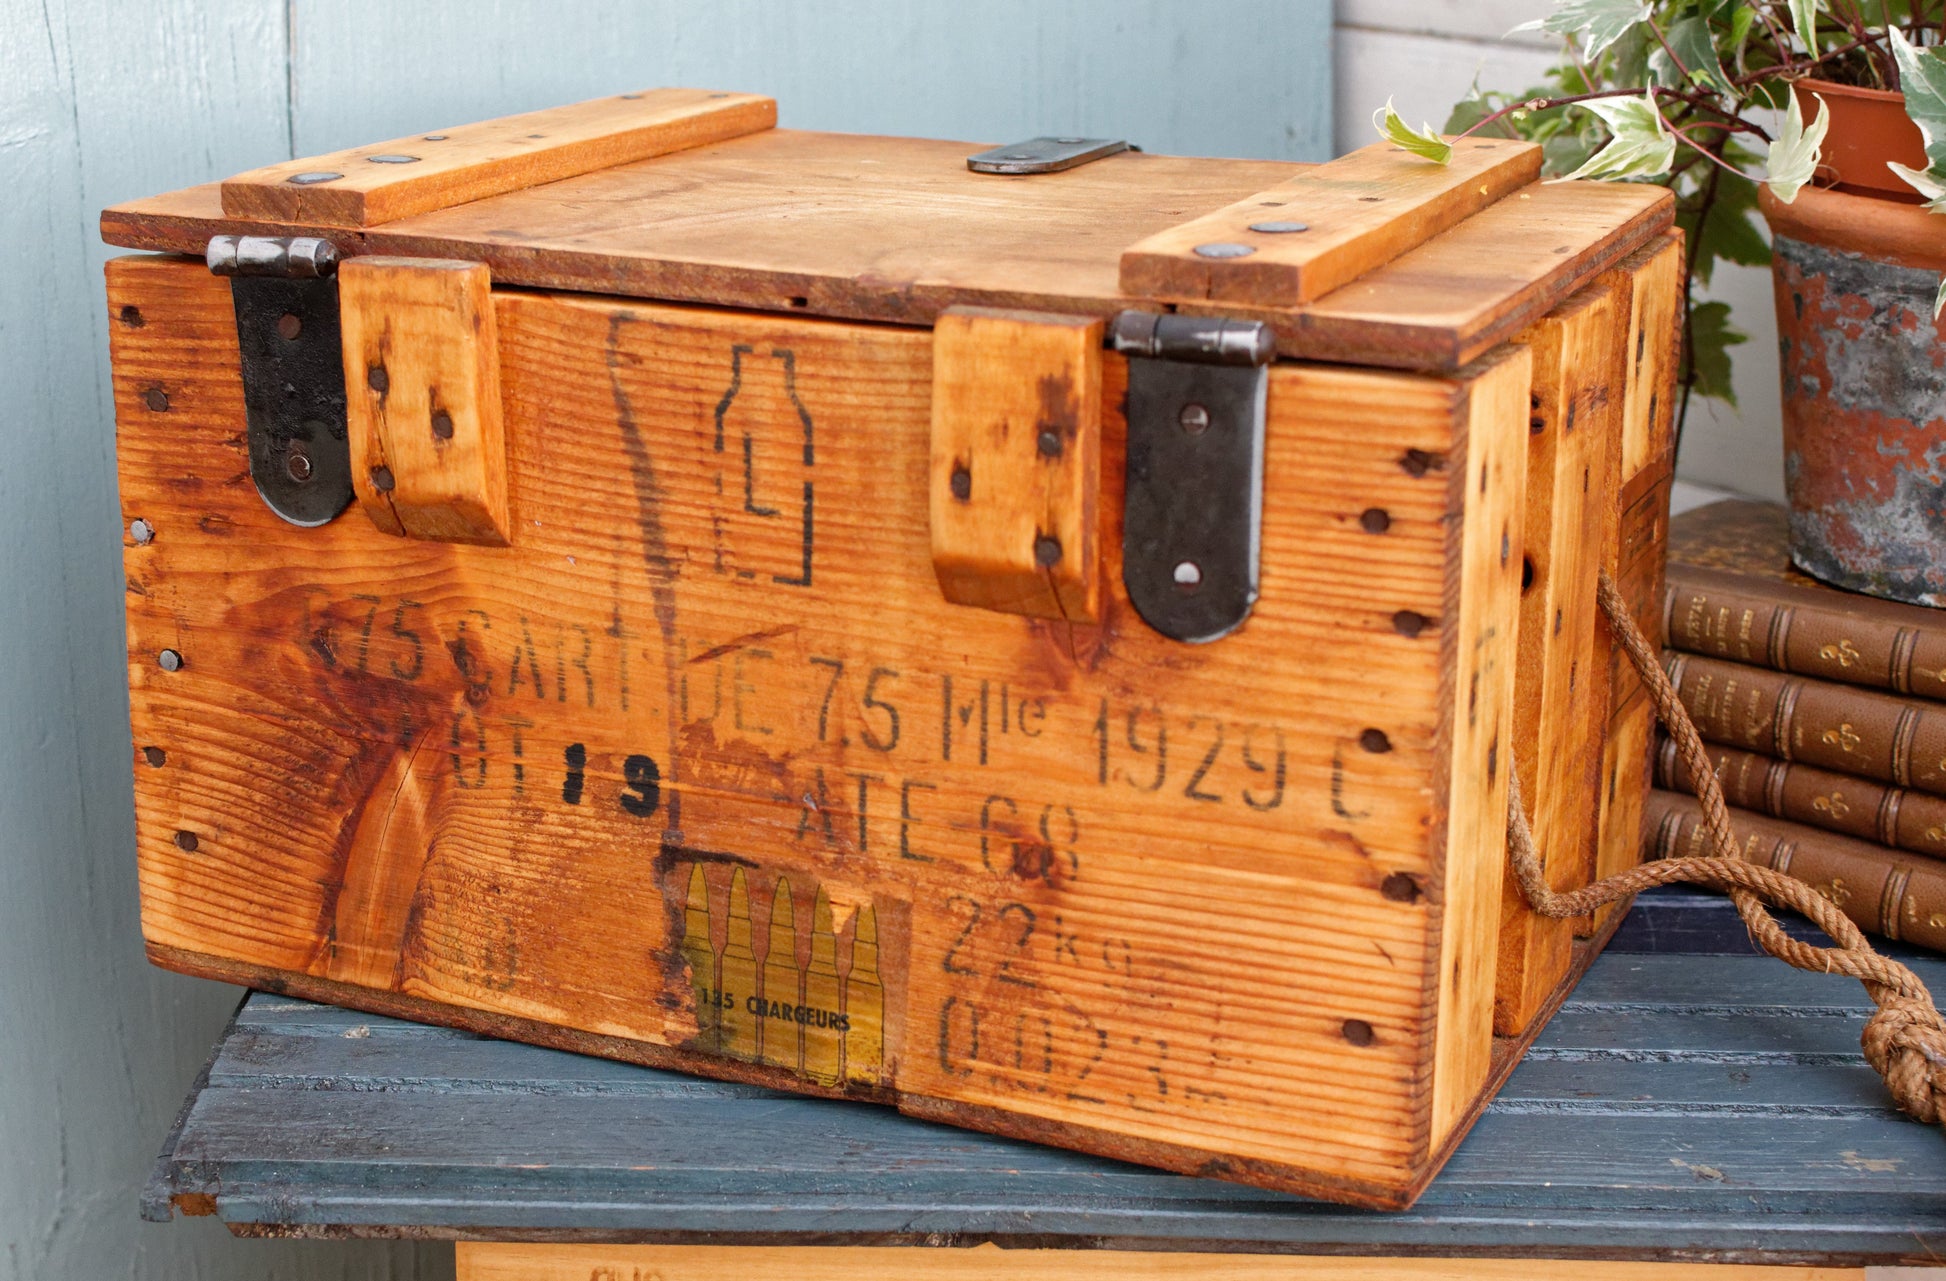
[285,1,1333,162]
[0,2,1330,1276]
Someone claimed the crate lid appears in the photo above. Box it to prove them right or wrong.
[100,88,1673,371]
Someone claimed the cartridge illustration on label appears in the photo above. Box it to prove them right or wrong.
[673,861,885,1085]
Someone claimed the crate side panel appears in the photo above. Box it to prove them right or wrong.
[1428,345,1530,1149]
[112,256,1457,1196]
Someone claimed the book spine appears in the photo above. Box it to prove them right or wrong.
[1662,651,1946,800]
[1654,735,1946,860]
[1662,568,1946,700]
[1642,789,1946,951]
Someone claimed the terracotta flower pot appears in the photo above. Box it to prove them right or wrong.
[1760,184,1946,606]
[1791,78,1927,202]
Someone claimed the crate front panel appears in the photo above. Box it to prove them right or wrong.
[110,255,1512,1193]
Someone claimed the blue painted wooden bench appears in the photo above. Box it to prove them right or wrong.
[144,888,1946,1273]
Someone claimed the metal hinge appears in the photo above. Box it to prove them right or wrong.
[1109,311,1275,643]
[967,136,1131,175]
[207,235,353,527]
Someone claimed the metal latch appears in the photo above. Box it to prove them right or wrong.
[1110,311,1275,643]
[967,137,1131,174]
[207,235,352,527]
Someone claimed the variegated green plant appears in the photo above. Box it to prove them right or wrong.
[1378,0,1946,436]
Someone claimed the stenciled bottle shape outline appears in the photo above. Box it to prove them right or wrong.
[678,863,719,1050]
[718,866,758,1061]
[802,887,843,1086]
[760,875,803,1073]
[844,903,884,1084]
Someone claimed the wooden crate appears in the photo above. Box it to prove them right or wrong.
[100,90,1679,1209]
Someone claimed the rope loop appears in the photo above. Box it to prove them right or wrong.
[1504,566,1946,1134]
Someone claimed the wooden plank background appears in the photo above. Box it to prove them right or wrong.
[3,2,1329,1278]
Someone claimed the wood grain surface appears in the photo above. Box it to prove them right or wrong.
[112,251,1536,1208]
[456,1241,1868,1279]
[1584,234,1683,937]
[1494,282,1625,1035]
[221,89,776,227]
[339,257,511,544]
[928,308,1103,621]
[1120,138,1541,306]
[101,131,1673,372]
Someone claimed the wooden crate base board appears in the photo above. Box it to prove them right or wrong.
[151,900,1629,1219]
[455,1242,1869,1280]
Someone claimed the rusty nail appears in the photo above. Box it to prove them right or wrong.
[144,387,169,413]
[1037,429,1062,457]
[367,364,389,394]
[370,465,395,493]
[1342,1018,1375,1046]
[1391,609,1427,638]
[1360,728,1393,754]
[949,466,972,501]
[1360,508,1391,534]
[431,410,455,440]
[1034,535,1062,567]
[277,313,302,341]
[173,830,199,852]
[142,745,167,768]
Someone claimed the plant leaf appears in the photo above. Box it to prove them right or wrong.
[1555,92,1676,182]
[1890,28,1946,205]
[1889,160,1946,212]
[1764,90,1828,204]
[1789,0,1820,54]
[1372,98,1453,164]
[1687,171,1770,287]
[1688,300,1747,408]
[1650,13,1727,91]
[1513,0,1652,60]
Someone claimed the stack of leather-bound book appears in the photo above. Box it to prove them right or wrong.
[1651,498,1946,953]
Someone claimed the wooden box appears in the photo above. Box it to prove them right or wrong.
[101,90,1679,1209]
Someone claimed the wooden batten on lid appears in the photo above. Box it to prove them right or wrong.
[101,90,1681,1212]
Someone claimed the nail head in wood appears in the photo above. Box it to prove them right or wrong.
[1380,873,1421,903]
